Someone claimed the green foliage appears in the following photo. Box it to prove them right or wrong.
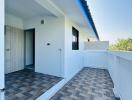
[109,38,132,51]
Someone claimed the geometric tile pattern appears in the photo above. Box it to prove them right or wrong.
[5,69,62,100]
[51,67,116,100]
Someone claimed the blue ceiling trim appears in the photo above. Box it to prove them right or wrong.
[79,0,99,40]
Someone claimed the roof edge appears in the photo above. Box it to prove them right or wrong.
[79,0,99,40]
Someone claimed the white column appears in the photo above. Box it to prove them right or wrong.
[0,0,5,99]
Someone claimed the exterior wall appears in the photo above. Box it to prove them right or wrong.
[84,50,132,100]
[24,16,65,77]
[5,13,24,29]
[84,41,109,50]
[0,0,5,99]
[5,13,65,77]
[83,51,108,69]
[108,51,132,100]
[0,92,4,100]
[64,17,90,80]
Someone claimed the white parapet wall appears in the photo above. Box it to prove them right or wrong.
[84,50,132,100]
[107,51,132,100]
[84,41,109,50]
[83,51,108,69]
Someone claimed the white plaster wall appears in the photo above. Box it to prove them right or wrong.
[64,17,90,80]
[0,0,5,99]
[5,13,24,29]
[83,51,108,69]
[24,16,65,77]
[0,0,5,88]
[38,16,95,99]
[0,91,4,100]
[84,41,109,50]
[83,50,132,100]
[108,51,132,100]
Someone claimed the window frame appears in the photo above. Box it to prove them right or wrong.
[72,27,79,50]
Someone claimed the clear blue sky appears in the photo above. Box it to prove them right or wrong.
[86,0,132,43]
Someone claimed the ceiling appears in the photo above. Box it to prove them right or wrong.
[51,0,97,38]
[51,0,87,27]
[5,0,97,38]
[5,0,54,20]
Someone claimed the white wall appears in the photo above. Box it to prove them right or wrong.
[25,31,34,65]
[84,41,109,50]
[83,51,108,69]
[24,16,65,77]
[108,51,132,100]
[64,17,90,80]
[0,91,4,100]
[5,13,24,29]
[0,0,5,99]
[83,50,132,100]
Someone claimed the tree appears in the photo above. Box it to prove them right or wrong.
[109,38,132,51]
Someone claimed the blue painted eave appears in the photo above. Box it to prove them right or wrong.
[79,0,99,40]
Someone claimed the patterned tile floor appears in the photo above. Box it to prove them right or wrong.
[51,67,116,100]
[5,69,62,100]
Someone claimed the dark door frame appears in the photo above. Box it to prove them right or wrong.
[24,28,35,70]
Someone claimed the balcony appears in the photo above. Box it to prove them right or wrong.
[83,50,132,100]
[3,43,132,100]
[47,50,131,100]
[0,0,131,100]
[51,67,115,100]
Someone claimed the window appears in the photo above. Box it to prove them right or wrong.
[72,27,79,50]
